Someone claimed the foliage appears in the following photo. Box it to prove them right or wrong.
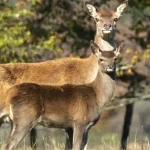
[0,0,62,63]
[128,0,150,46]
[0,0,109,63]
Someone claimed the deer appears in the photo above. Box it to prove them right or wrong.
[86,0,128,51]
[1,41,124,150]
[87,2,130,150]
[0,1,128,149]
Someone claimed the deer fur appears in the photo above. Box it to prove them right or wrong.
[1,41,124,150]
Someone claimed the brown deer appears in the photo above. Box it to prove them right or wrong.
[86,0,127,51]
[0,1,127,149]
[1,41,124,150]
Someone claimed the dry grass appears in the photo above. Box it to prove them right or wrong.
[1,125,150,150]
[88,143,150,150]
[1,134,150,150]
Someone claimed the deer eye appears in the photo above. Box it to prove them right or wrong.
[99,58,105,62]
[114,18,118,22]
[114,58,117,61]
[95,18,100,22]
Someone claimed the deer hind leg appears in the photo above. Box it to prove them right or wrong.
[2,101,41,150]
[65,128,73,150]
[2,116,39,150]
[2,121,32,150]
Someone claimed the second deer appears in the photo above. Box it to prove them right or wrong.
[1,41,124,150]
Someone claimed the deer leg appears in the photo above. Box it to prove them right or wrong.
[81,129,89,150]
[2,100,41,150]
[81,121,95,150]
[30,128,37,149]
[0,116,9,126]
[2,120,34,150]
[0,118,4,126]
[65,128,73,150]
[72,124,86,150]
[120,104,134,150]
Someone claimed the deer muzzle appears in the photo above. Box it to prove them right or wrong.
[106,64,116,72]
[103,24,113,34]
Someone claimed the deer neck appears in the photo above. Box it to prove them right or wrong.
[91,69,116,110]
[83,54,99,83]
[94,30,115,51]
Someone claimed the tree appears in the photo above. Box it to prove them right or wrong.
[0,0,62,63]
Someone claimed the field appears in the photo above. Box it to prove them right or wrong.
[0,123,150,150]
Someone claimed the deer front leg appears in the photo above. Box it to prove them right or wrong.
[0,118,4,126]
[30,128,37,149]
[65,128,73,150]
[81,121,95,150]
[72,124,86,150]
[81,130,89,150]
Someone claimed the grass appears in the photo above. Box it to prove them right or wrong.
[1,135,150,150]
[1,124,150,150]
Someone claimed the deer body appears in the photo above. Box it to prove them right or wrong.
[6,69,115,129]
[0,55,98,85]
[3,71,114,150]
[0,55,98,108]
[1,41,124,150]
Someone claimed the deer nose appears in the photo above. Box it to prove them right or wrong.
[103,24,112,30]
[108,64,115,70]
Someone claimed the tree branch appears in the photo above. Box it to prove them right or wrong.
[104,94,150,111]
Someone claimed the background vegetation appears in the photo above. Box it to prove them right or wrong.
[0,0,149,62]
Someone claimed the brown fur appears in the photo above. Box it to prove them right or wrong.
[6,69,115,127]
[0,55,99,109]
[98,10,116,19]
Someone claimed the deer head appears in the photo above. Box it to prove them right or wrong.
[90,40,124,73]
[86,1,128,35]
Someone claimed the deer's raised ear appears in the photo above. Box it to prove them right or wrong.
[90,40,102,56]
[86,4,97,18]
[114,41,124,56]
[115,0,128,18]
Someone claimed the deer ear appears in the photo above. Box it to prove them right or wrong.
[115,0,128,18]
[114,41,124,56]
[90,40,102,56]
[86,4,97,18]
